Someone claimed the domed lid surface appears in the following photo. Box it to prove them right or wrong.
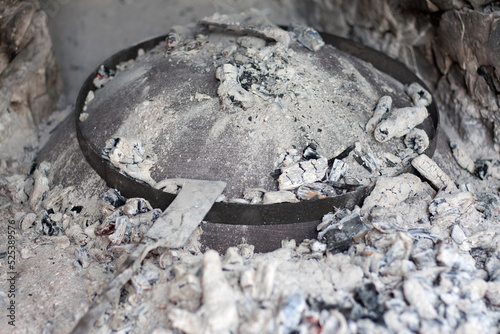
[79,24,429,199]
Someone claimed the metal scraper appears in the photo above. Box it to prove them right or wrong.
[71,179,226,334]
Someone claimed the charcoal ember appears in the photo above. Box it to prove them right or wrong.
[243,188,266,204]
[396,148,419,166]
[168,273,203,311]
[93,65,115,88]
[253,260,278,301]
[318,210,367,253]
[41,185,75,212]
[302,144,322,160]
[108,216,128,244]
[103,189,126,208]
[102,137,156,186]
[375,231,415,278]
[215,63,254,109]
[65,223,91,246]
[278,158,328,190]
[365,95,392,134]
[328,159,348,182]
[222,247,244,270]
[20,247,36,259]
[411,154,457,190]
[354,283,385,319]
[122,198,152,217]
[407,228,441,242]
[429,190,484,238]
[411,247,437,269]
[296,183,338,200]
[451,225,467,244]
[262,190,298,204]
[405,82,432,107]
[316,310,347,333]
[404,128,429,154]
[383,153,402,168]
[476,192,500,220]
[384,308,420,333]
[474,159,500,180]
[289,22,325,52]
[276,149,302,168]
[361,173,425,220]
[436,243,476,272]
[40,211,61,236]
[166,32,179,48]
[29,161,50,210]
[353,144,379,173]
[475,159,489,180]
[108,210,159,245]
[20,212,38,231]
[486,256,500,282]
[450,141,475,174]
[486,282,500,306]
[169,308,203,334]
[374,106,428,143]
[330,144,356,162]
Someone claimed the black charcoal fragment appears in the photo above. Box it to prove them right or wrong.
[270,169,282,180]
[103,188,126,208]
[354,283,385,322]
[319,212,367,253]
[329,144,356,165]
[289,22,325,52]
[296,182,338,200]
[303,144,321,160]
[476,192,500,220]
[41,212,61,236]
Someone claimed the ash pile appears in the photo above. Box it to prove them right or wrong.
[2,10,500,334]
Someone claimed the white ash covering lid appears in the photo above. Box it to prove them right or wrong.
[80,21,430,199]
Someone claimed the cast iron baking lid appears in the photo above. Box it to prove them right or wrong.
[75,30,439,229]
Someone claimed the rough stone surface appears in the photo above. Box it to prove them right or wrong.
[0,0,62,160]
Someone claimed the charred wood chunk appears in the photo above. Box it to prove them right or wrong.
[354,283,385,322]
[320,213,367,253]
[405,82,432,107]
[103,188,126,208]
[374,106,428,143]
[366,95,392,134]
[278,158,328,190]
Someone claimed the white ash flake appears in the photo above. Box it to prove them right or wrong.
[102,137,157,186]
[278,157,328,191]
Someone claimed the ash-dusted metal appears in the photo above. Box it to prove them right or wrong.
[75,30,439,252]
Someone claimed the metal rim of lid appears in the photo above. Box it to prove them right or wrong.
[75,30,439,226]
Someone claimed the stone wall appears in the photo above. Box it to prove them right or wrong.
[298,0,500,151]
[0,0,63,160]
